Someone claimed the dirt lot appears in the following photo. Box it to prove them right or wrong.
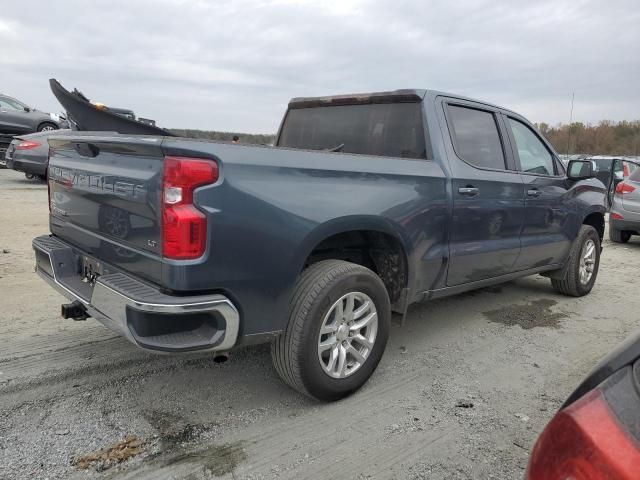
[1,168,639,480]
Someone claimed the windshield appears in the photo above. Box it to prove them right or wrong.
[0,96,27,111]
[278,102,427,159]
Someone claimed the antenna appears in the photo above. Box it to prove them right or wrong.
[566,92,575,155]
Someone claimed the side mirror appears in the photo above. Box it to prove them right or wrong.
[567,160,594,180]
[23,106,31,112]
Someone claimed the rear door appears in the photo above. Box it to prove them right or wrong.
[442,99,525,286]
[503,115,574,269]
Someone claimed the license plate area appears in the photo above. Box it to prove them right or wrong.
[81,255,103,285]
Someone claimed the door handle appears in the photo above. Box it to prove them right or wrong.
[458,187,479,196]
[527,189,542,197]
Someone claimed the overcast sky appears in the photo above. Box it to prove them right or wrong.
[1,0,638,133]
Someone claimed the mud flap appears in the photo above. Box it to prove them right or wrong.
[393,287,410,326]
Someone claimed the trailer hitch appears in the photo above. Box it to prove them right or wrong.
[61,300,89,321]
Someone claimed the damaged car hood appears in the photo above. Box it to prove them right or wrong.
[49,79,174,136]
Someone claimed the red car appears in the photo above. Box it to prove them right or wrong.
[526,331,640,479]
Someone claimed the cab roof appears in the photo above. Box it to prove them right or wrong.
[287,88,514,115]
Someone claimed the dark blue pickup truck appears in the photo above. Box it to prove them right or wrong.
[33,90,606,400]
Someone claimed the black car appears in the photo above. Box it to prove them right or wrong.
[0,94,68,135]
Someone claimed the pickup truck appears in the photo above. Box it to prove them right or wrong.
[33,89,606,401]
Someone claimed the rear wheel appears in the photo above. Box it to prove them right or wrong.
[551,225,600,297]
[24,173,35,180]
[272,260,390,401]
[609,227,631,243]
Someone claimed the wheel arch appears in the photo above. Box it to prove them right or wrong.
[292,216,413,308]
[581,208,605,242]
[36,121,58,132]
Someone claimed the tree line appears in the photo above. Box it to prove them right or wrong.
[537,120,640,157]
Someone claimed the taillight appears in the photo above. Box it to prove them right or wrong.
[611,213,624,220]
[16,140,41,150]
[526,390,640,479]
[615,182,636,194]
[161,156,218,259]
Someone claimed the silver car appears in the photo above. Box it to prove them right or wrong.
[610,164,640,243]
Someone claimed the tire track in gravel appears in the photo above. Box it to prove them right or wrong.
[100,333,508,479]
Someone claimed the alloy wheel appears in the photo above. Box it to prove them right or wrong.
[317,291,378,379]
[579,239,596,285]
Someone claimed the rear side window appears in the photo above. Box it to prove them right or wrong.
[278,102,426,159]
[508,118,556,176]
[447,105,506,170]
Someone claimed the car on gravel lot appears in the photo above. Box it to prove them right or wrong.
[609,162,640,243]
[526,329,640,479]
[4,130,71,180]
[33,88,607,401]
[0,93,68,134]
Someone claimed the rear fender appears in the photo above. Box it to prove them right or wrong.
[291,215,414,294]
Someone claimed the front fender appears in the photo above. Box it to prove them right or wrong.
[570,177,607,229]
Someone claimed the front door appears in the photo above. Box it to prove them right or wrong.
[443,101,525,286]
[504,115,574,269]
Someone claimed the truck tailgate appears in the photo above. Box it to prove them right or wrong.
[48,135,164,284]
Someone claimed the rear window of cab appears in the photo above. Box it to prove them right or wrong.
[278,102,427,159]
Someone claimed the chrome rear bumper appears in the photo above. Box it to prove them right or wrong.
[33,235,239,352]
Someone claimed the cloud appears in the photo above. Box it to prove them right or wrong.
[1,0,638,132]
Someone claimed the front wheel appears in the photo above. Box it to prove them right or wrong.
[37,122,58,132]
[551,225,601,297]
[272,260,390,401]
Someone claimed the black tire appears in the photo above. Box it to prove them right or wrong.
[37,122,58,132]
[609,227,631,243]
[551,225,601,297]
[24,173,35,180]
[272,260,391,401]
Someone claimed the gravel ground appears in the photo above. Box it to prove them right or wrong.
[1,167,639,479]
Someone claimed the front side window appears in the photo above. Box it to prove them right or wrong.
[508,118,556,175]
[447,105,506,170]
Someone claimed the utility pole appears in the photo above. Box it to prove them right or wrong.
[566,92,575,155]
